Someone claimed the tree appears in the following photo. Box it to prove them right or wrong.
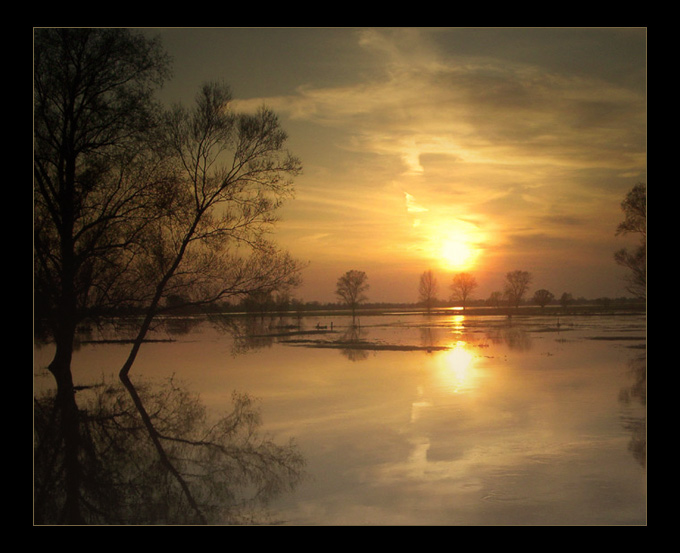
[504,270,532,309]
[34,28,172,524]
[336,270,369,324]
[532,289,555,308]
[450,272,478,310]
[487,291,503,308]
[559,292,574,309]
[113,82,303,523]
[614,183,646,300]
[418,270,438,313]
[34,30,303,523]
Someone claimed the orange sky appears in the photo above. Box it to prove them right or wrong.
[144,27,647,303]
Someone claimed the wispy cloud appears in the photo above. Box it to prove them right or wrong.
[232,28,645,299]
[404,192,428,213]
[238,28,645,183]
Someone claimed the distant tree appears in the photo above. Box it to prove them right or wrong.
[504,270,532,309]
[532,289,555,308]
[450,272,478,310]
[418,270,439,313]
[487,291,503,308]
[336,270,369,324]
[614,183,646,300]
[559,292,574,309]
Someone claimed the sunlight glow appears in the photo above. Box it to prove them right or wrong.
[423,219,483,272]
[440,238,477,270]
[438,341,476,393]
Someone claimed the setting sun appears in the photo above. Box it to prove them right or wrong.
[440,238,477,271]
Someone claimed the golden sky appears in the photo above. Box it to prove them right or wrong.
[146,27,647,303]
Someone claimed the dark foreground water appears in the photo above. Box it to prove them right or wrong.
[34,310,646,525]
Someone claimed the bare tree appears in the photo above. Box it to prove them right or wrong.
[34,30,303,524]
[532,289,555,308]
[336,270,369,324]
[34,28,172,524]
[559,292,573,309]
[418,270,438,313]
[504,270,532,310]
[111,83,304,522]
[117,82,303,378]
[614,182,646,299]
[450,272,478,310]
[487,291,503,308]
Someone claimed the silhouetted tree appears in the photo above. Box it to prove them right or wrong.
[614,183,646,299]
[487,291,503,308]
[532,289,554,308]
[34,28,172,524]
[450,272,478,310]
[34,30,303,524]
[335,270,369,324]
[559,292,573,309]
[418,270,438,313]
[504,270,532,309]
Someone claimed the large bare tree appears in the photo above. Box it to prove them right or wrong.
[118,81,303,380]
[34,28,172,524]
[34,29,303,524]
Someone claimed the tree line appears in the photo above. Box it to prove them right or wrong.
[328,267,573,316]
[332,182,646,316]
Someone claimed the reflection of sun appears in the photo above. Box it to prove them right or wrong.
[449,314,465,332]
[438,341,476,393]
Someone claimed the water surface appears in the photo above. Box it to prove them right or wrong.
[34,311,646,525]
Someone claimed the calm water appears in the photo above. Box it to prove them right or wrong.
[34,311,647,525]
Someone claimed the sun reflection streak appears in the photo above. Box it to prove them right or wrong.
[449,314,465,332]
[438,340,476,394]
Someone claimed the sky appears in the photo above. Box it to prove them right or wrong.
[140,27,647,304]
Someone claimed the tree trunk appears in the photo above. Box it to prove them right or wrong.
[47,327,84,524]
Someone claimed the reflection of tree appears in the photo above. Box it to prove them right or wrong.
[419,327,449,353]
[338,326,370,362]
[34,377,305,524]
[162,317,203,337]
[486,326,533,351]
[420,327,436,352]
[209,315,279,355]
[619,353,646,468]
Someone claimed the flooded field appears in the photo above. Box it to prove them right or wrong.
[34,310,646,525]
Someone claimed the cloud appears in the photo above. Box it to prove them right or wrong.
[232,29,645,300]
[404,192,428,213]
[242,29,645,182]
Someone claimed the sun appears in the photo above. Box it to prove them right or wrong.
[440,236,478,271]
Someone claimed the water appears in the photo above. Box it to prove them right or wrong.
[34,311,646,525]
